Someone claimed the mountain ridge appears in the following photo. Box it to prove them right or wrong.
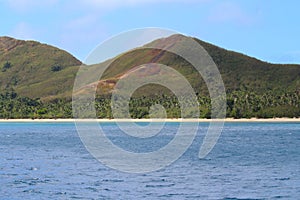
[0,34,299,119]
[0,34,299,98]
[89,34,299,96]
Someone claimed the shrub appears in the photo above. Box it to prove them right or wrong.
[51,65,62,72]
[2,61,12,72]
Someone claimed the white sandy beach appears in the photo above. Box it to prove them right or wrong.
[0,118,299,123]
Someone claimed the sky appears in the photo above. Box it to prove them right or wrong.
[1,0,300,64]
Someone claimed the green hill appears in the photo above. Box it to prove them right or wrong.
[194,37,300,93]
[94,34,300,95]
[0,34,299,119]
[0,36,81,99]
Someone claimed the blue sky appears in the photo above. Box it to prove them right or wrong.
[1,0,300,64]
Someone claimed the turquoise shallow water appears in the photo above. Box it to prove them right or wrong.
[0,122,299,199]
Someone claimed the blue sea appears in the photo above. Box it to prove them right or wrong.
[0,122,299,199]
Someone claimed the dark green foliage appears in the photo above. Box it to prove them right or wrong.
[51,65,62,72]
[0,89,299,119]
[0,92,72,119]
[225,90,300,118]
[2,61,11,72]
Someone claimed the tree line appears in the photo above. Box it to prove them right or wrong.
[0,89,299,119]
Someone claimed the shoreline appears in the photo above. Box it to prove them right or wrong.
[0,118,299,123]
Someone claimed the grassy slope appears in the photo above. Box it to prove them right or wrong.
[0,35,299,100]
[0,36,81,99]
[195,38,300,93]
[94,34,300,96]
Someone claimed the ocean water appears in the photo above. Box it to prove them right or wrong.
[0,122,299,200]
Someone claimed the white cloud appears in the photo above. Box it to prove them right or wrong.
[11,22,36,40]
[66,15,98,29]
[7,0,58,12]
[207,2,256,26]
[275,51,300,64]
[59,14,109,60]
[79,0,206,9]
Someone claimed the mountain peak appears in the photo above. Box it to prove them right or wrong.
[0,36,26,52]
[0,36,82,98]
[144,34,188,49]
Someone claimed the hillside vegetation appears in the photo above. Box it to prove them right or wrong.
[0,36,81,99]
[0,35,299,118]
[96,34,300,95]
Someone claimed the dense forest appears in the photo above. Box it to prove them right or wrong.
[1,89,299,119]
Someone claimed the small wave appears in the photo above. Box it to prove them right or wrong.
[145,183,175,188]
[85,187,98,192]
[14,178,50,186]
[22,189,42,194]
[272,195,291,199]
[275,177,290,181]
[102,179,124,183]
[222,198,265,200]
[158,193,186,198]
